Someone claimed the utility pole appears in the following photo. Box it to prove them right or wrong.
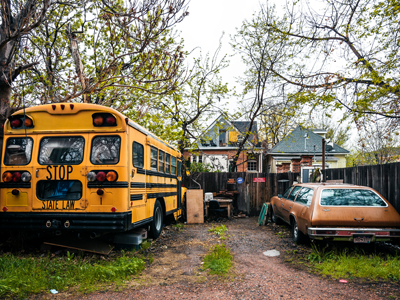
[322,138,325,182]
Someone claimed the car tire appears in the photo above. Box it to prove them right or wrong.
[292,218,305,244]
[150,200,164,239]
[271,208,282,225]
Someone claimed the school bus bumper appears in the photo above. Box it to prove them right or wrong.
[0,212,135,232]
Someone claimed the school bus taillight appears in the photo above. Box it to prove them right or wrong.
[87,172,97,182]
[106,116,116,125]
[21,172,31,182]
[106,171,117,182]
[11,119,22,128]
[93,116,104,126]
[96,172,106,182]
[2,172,13,182]
[12,172,21,182]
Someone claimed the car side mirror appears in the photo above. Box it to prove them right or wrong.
[278,194,282,198]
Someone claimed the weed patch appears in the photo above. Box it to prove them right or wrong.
[0,251,145,298]
[203,244,233,275]
[208,224,228,239]
[308,244,400,281]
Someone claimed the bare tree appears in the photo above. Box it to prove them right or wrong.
[0,0,51,131]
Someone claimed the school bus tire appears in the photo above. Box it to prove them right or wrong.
[150,200,164,239]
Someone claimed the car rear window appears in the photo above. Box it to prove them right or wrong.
[320,189,387,207]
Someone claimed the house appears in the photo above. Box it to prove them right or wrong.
[266,126,349,176]
[183,115,263,172]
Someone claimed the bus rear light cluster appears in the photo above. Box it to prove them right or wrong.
[87,170,118,182]
[9,115,34,129]
[2,171,31,183]
[92,113,117,127]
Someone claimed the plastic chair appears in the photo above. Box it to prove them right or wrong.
[208,200,227,219]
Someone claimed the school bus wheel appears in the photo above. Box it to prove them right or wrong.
[150,200,163,239]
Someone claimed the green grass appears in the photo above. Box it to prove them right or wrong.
[308,244,400,281]
[208,224,228,239]
[172,223,185,231]
[203,244,233,275]
[0,251,146,298]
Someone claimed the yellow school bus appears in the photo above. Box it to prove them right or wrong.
[0,103,185,239]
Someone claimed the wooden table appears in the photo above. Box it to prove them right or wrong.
[205,197,233,217]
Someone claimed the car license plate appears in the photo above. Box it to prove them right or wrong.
[353,235,372,244]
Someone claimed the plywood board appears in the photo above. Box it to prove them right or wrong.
[186,189,204,224]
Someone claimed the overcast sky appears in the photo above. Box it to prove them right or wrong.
[176,0,263,107]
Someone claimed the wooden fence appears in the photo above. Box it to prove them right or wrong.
[323,163,400,212]
[183,172,299,216]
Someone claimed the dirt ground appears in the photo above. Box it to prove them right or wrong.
[44,217,400,300]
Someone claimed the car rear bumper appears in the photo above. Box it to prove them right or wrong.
[0,212,134,233]
[308,227,400,242]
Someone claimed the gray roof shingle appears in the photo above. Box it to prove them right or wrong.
[268,125,349,154]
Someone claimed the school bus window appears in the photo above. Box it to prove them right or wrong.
[132,142,144,168]
[171,156,176,175]
[37,180,82,200]
[166,153,171,174]
[150,147,158,170]
[4,137,33,165]
[159,150,165,173]
[39,136,84,165]
[177,160,182,177]
[91,136,121,165]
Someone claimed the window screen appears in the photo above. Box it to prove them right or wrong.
[132,142,144,168]
[4,137,33,165]
[39,136,84,165]
[90,136,120,165]
[150,147,158,170]
[320,189,387,207]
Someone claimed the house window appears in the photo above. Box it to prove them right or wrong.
[247,160,257,172]
[219,130,226,146]
[198,155,202,163]
[192,155,197,163]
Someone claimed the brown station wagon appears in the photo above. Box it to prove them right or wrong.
[270,183,400,243]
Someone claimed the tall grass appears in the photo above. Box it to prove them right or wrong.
[0,252,145,298]
[309,245,400,281]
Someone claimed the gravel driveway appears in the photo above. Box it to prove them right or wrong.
[45,217,399,300]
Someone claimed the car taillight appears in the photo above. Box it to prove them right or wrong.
[317,230,337,235]
[12,172,21,182]
[21,172,31,182]
[2,172,13,182]
[106,171,117,182]
[96,171,106,182]
[391,231,400,236]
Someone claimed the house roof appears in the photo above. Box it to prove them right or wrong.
[231,121,258,136]
[268,125,349,155]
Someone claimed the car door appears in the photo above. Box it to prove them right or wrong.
[292,187,314,234]
[281,186,302,223]
[275,186,293,219]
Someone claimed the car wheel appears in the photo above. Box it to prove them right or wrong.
[271,208,282,225]
[292,218,305,244]
[150,200,164,239]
